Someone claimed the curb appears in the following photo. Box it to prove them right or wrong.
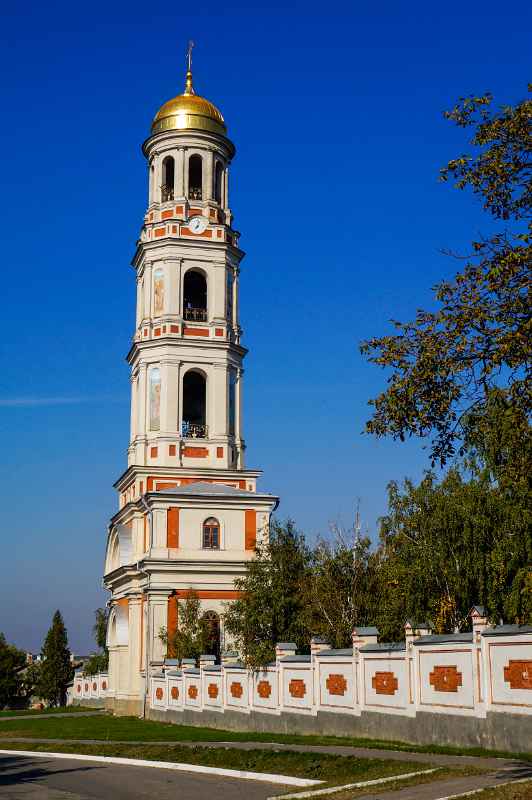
[0,748,322,787]
[268,768,439,799]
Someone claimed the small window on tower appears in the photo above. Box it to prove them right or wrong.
[189,155,202,200]
[161,157,175,202]
[203,518,220,549]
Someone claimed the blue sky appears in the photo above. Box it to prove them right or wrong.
[0,0,529,653]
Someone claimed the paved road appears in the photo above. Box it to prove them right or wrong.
[0,753,285,800]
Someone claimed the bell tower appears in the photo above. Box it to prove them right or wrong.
[102,47,278,715]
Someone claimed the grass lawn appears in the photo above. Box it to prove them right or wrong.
[0,707,103,717]
[0,713,530,762]
[0,741,469,786]
[462,783,532,800]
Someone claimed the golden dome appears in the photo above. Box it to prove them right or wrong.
[151,68,226,136]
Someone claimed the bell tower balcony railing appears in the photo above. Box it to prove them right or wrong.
[188,186,202,200]
[181,421,208,439]
[183,307,207,322]
[161,184,174,202]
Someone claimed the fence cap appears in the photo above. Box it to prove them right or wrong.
[360,642,405,652]
[310,636,329,644]
[181,658,196,665]
[470,605,487,618]
[413,632,472,646]
[316,647,353,657]
[279,654,311,663]
[482,624,532,637]
[353,626,379,636]
[276,642,297,649]
[166,669,182,677]
[183,667,200,675]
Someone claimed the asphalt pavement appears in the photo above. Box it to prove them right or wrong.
[0,753,286,799]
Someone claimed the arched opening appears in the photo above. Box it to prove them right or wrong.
[214,161,223,205]
[161,156,175,202]
[188,155,202,200]
[202,610,221,662]
[183,270,207,322]
[202,518,220,550]
[182,371,207,438]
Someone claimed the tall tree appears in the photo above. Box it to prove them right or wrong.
[85,608,109,675]
[159,590,209,663]
[374,457,531,641]
[38,611,73,707]
[0,633,26,709]
[303,527,379,648]
[361,87,531,467]
[223,520,311,668]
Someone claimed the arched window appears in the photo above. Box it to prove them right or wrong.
[203,518,220,549]
[183,270,207,322]
[189,155,202,200]
[153,268,164,315]
[182,370,207,438]
[161,156,175,202]
[202,610,221,661]
[214,161,223,205]
[149,367,161,431]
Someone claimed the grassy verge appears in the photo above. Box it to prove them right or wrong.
[0,741,480,787]
[0,714,529,762]
[472,783,532,800]
[0,706,103,718]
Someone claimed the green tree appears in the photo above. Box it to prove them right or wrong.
[159,590,209,663]
[223,519,311,668]
[303,528,379,648]
[361,87,531,467]
[37,611,74,707]
[374,459,531,641]
[85,608,109,675]
[0,633,26,709]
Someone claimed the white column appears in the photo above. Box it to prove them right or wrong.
[183,150,189,199]
[236,367,244,444]
[137,364,148,439]
[160,360,171,434]
[135,277,142,327]
[223,167,229,210]
[212,363,227,438]
[130,373,137,441]
[166,361,179,436]
[145,263,153,320]
[205,150,214,201]
[233,268,239,329]
[177,148,185,198]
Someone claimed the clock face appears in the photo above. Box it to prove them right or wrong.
[189,215,208,234]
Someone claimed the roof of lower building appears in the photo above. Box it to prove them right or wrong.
[155,481,276,499]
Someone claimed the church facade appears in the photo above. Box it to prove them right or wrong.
[103,57,278,715]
